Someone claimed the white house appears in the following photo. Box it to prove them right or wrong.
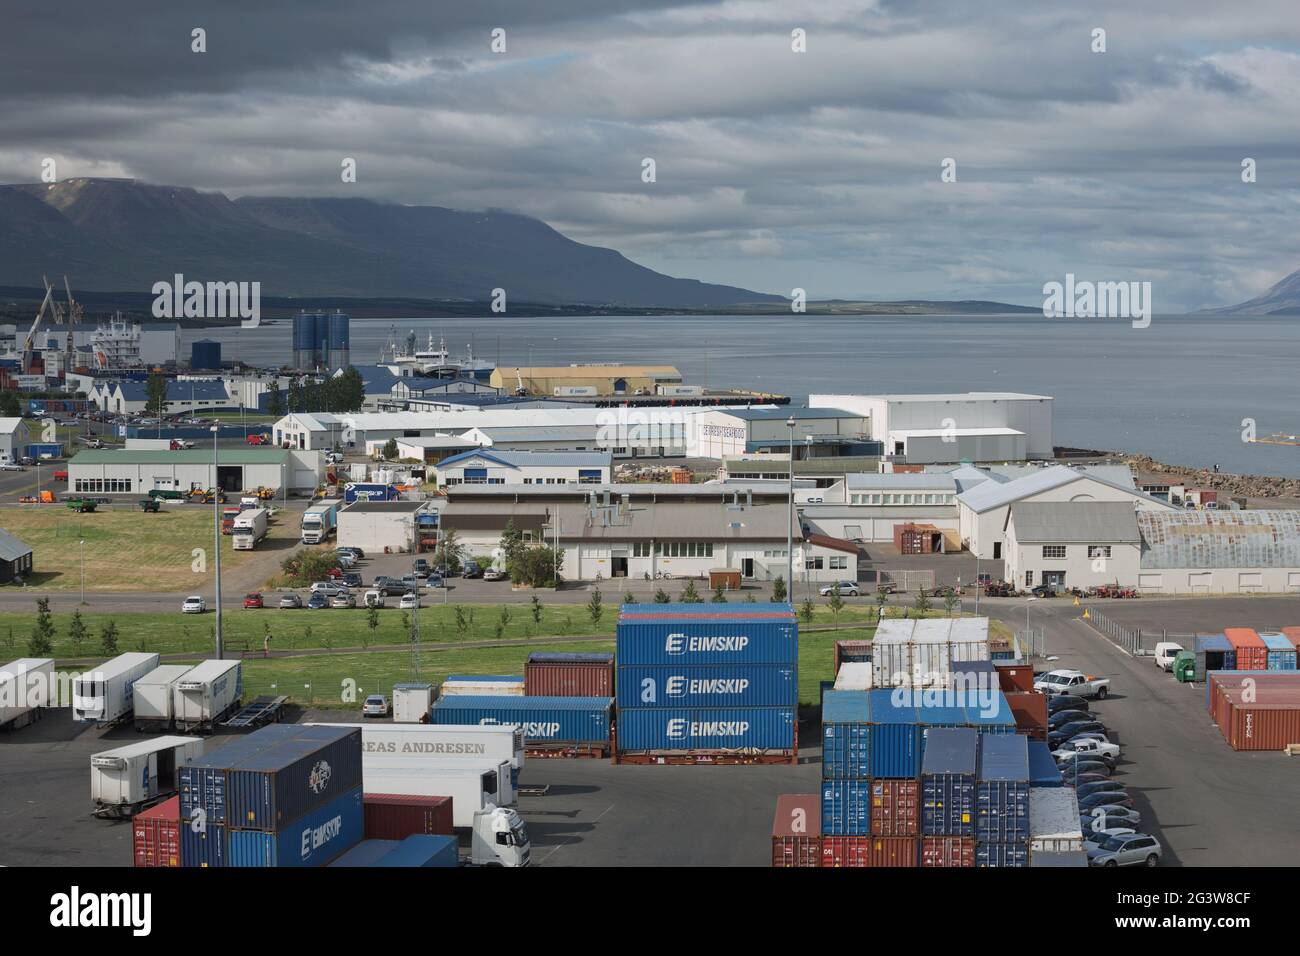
[0,418,31,463]
[434,449,612,486]
[1003,501,1142,591]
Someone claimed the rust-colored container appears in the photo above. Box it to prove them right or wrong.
[133,796,181,868]
[866,836,919,867]
[1209,672,1300,750]
[921,836,975,867]
[363,793,454,840]
[995,663,1035,694]
[709,568,742,591]
[1224,628,1269,672]
[524,653,614,697]
[822,836,870,867]
[1005,691,1048,740]
[772,794,821,867]
[870,779,920,836]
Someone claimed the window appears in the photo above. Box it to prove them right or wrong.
[805,556,824,570]
[829,556,847,570]
[1025,571,1033,585]
[659,541,713,558]
[1087,546,1111,559]
[1042,546,1066,559]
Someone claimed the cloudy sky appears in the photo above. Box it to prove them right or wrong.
[3,0,1299,309]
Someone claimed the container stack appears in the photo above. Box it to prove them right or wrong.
[440,675,526,697]
[771,794,821,867]
[614,603,798,765]
[1224,628,1269,671]
[1262,631,1298,671]
[431,695,613,757]
[1028,787,1085,866]
[1206,670,1300,750]
[871,617,991,688]
[975,733,1030,867]
[524,653,615,696]
[920,727,978,867]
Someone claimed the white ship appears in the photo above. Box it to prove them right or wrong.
[378,327,494,380]
[88,313,144,370]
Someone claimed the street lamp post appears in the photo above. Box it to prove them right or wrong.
[786,417,795,603]
[212,426,223,659]
[79,539,85,605]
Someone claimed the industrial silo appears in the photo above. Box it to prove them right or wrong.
[312,312,330,369]
[327,310,350,370]
[292,311,316,370]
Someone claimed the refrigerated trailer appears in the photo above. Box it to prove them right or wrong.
[308,722,525,786]
[362,758,516,828]
[0,658,54,730]
[232,507,269,550]
[173,659,243,732]
[91,736,206,819]
[300,499,341,545]
[132,664,194,732]
[73,653,160,725]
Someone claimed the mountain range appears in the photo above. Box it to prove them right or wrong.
[1203,270,1300,315]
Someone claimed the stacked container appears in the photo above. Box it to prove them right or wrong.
[440,675,525,697]
[920,727,978,867]
[1260,632,1297,671]
[133,796,182,867]
[1224,628,1269,671]
[363,793,454,840]
[1195,634,1235,677]
[431,695,613,757]
[615,603,797,764]
[871,618,992,689]
[1028,787,1083,861]
[525,653,614,696]
[975,733,1030,867]
[1206,670,1300,750]
[771,794,821,868]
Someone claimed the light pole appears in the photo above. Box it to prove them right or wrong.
[786,416,795,602]
[1024,596,1036,658]
[212,425,223,659]
[79,539,85,605]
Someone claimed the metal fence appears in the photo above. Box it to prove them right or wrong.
[1084,609,1197,658]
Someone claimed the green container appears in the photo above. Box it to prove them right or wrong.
[1174,651,1196,682]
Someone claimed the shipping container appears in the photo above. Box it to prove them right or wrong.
[617,664,796,708]
[1260,632,1297,671]
[363,763,511,828]
[226,726,363,831]
[1224,627,1269,671]
[921,727,978,836]
[951,659,998,697]
[964,691,1017,733]
[834,639,872,674]
[994,662,1035,694]
[1030,850,1088,867]
[432,695,612,745]
[976,733,1030,842]
[392,682,434,723]
[832,662,873,691]
[327,839,398,867]
[72,652,160,724]
[822,690,871,779]
[618,707,795,751]
[616,604,797,666]
[133,796,182,868]
[180,820,226,867]
[870,779,920,837]
[1027,741,1063,788]
[821,836,872,867]
[1195,634,1235,679]
[871,619,915,687]
[921,836,975,867]
[976,842,1028,867]
[526,652,615,697]
[911,619,953,686]
[330,834,459,868]
[0,657,53,728]
[172,659,242,731]
[1029,787,1083,852]
[132,665,194,731]
[821,779,872,835]
[308,721,525,784]
[179,726,311,825]
[772,794,822,868]
[363,793,454,840]
[227,787,363,867]
[869,689,922,779]
[1005,691,1048,739]
[91,736,206,815]
[1208,670,1300,750]
[440,675,525,697]
[948,618,991,664]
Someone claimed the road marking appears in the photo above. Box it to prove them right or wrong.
[537,802,614,865]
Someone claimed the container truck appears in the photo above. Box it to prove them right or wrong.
[221,505,241,535]
[73,652,161,725]
[362,757,516,826]
[132,664,194,731]
[343,482,397,503]
[300,499,341,545]
[308,722,525,787]
[232,507,269,550]
[173,659,242,732]
[0,657,54,730]
[91,736,206,818]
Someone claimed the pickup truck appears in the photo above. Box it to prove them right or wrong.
[1034,669,1111,699]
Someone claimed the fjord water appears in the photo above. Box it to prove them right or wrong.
[189,312,1300,478]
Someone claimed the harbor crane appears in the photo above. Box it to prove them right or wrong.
[20,284,55,375]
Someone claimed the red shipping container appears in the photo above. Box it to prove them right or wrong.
[1005,691,1048,740]
[822,836,871,867]
[867,836,919,867]
[995,663,1035,694]
[1224,628,1269,672]
[133,796,181,868]
[771,794,821,867]
[870,779,920,836]
[921,836,975,867]
[363,793,454,840]
[524,654,614,697]
[1209,672,1300,751]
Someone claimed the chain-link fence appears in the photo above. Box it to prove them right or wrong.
[1084,609,1196,658]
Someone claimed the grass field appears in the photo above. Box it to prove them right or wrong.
[0,508,273,590]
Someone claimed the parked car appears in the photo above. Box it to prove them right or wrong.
[243,593,264,609]
[413,558,430,576]
[1030,584,1057,598]
[426,574,445,588]
[482,568,507,582]
[1078,791,1136,813]
[1034,669,1111,699]
[1080,807,1142,831]
[1083,827,1135,853]
[1153,642,1184,672]
[373,577,408,596]
[399,592,420,610]
[461,563,483,579]
[310,581,348,597]
[362,695,390,718]
[307,592,330,610]
[1088,833,1162,867]
[324,567,345,580]
[1058,759,1113,778]
[1048,720,1107,748]
[819,581,860,597]
[342,571,364,589]
[278,593,303,609]
[363,589,385,609]
[400,574,423,592]
[1064,772,1113,787]
[1048,709,1092,729]
[181,595,207,614]
[331,593,357,609]
[336,546,366,560]
[334,552,357,569]
[1046,695,1089,715]
[0,463,23,472]
[1076,780,1128,800]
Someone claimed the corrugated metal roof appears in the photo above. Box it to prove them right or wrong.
[474,425,600,442]
[1008,501,1140,543]
[437,449,611,469]
[1138,510,1300,569]
[0,528,33,562]
[959,465,1154,514]
[70,448,289,465]
[845,473,957,491]
[0,418,26,435]
[720,406,863,421]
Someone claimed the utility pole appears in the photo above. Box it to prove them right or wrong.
[212,426,223,659]
[785,417,795,602]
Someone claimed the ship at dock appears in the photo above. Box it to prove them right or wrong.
[378,327,494,381]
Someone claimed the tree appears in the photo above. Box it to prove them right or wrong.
[800,598,815,624]
[454,606,469,634]
[287,377,303,413]
[711,585,728,603]
[622,592,636,605]
[499,520,525,576]
[498,605,513,631]
[434,529,465,575]
[771,575,787,603]
[511,545,561,589]
[876,585,890,621]
[744,592,757,603]
[827,585,844,628]
[266,380,284,417]
[99,619,120,656]
[586,587,603,626]
[28,597,55,656]
[914,588,931,615]
[0,390,20,417]
[330,367,366,412]
[145,371,168,420]
[68,610,88,653]
[943,588,958,617]
[653,588,671,603]
[382,438,399,461]
[679,579,702,603]
[366,605,380,647]
[530,595,542,623]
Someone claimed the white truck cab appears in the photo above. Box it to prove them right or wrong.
[1153,642,1183,671]
[471,804,531,867]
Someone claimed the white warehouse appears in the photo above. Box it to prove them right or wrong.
[434,449,612,486]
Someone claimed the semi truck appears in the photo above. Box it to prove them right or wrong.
[221,505,242,535]
[232,507,269,550]
[90,736,205,818]
[72,652,160,725]
[172,659,242,732]
[0,658,54,730]
[132,664,195,731]
[300,498,341,545]
[308,722,525,786]
[362,757,517,827]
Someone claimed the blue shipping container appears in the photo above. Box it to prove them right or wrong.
[432,695,612,744]
[226,726,363,831]
[616,707,795,751]
[976,842,1029,868]
[344,482,398,502]
[616,604,796,666]
[921,727,978,836]
[977,734,1030,841]
[179,726,312,824]
[1259,632,1297,671]
[821,779,871,836]
[377,834,459,868]
[1028,740,1063,787]
[329,840,398,867]
[867,689,922,778]
[226,787,363,867]
[822,690,871,778]
[617,664,796,708]
[180,821,226,868]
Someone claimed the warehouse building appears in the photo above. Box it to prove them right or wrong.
[0,418,31,463]
[0,529,34,583]
[372,435,481,463]
[800,473,961,546]
[66,447,321,494]
[337,500,438,554]
[489,364,682,397]
[92,379,236,415]
[1134,510,1300,594]
[390,377,498,402]
[1003,502,1142,591]
[690,406,876,459]
[434,449,612,487]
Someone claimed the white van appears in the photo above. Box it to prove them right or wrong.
[1153,642,1183,671]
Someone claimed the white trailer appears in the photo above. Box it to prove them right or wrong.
[0,658,54,730]
[363,758,516,828]
[173,659,243,732]
[300,498,341,545]
[309,722,524,783]
[91,736,206,818]
[391,682,434,723]
[232,507,269,550]
[132,664,194,731]
[73,652,160,725]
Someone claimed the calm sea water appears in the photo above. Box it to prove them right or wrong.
[186,313,1300,478]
